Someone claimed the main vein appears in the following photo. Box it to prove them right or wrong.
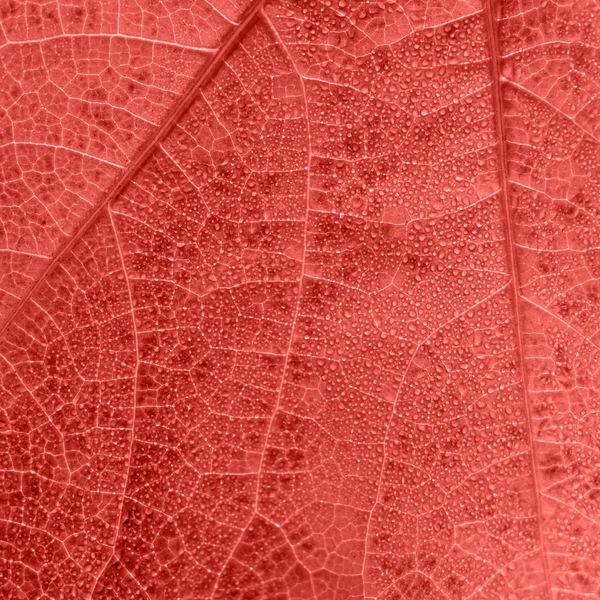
[482,0,552,596]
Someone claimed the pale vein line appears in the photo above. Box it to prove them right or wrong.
[504,77,600,146]
[0,141,126,169]
[91,205,141,594]
[3,32,218,52]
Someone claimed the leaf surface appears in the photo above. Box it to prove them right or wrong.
[1,0,599,599]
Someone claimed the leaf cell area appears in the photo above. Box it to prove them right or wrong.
[0,0,599,599]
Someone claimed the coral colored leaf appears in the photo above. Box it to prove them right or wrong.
[0,0,599,599]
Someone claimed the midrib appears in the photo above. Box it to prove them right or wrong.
[482,0,552,596]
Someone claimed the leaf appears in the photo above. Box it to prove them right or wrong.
[1,0,599,599]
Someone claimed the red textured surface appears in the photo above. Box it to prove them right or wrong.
[0,0,599,598]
